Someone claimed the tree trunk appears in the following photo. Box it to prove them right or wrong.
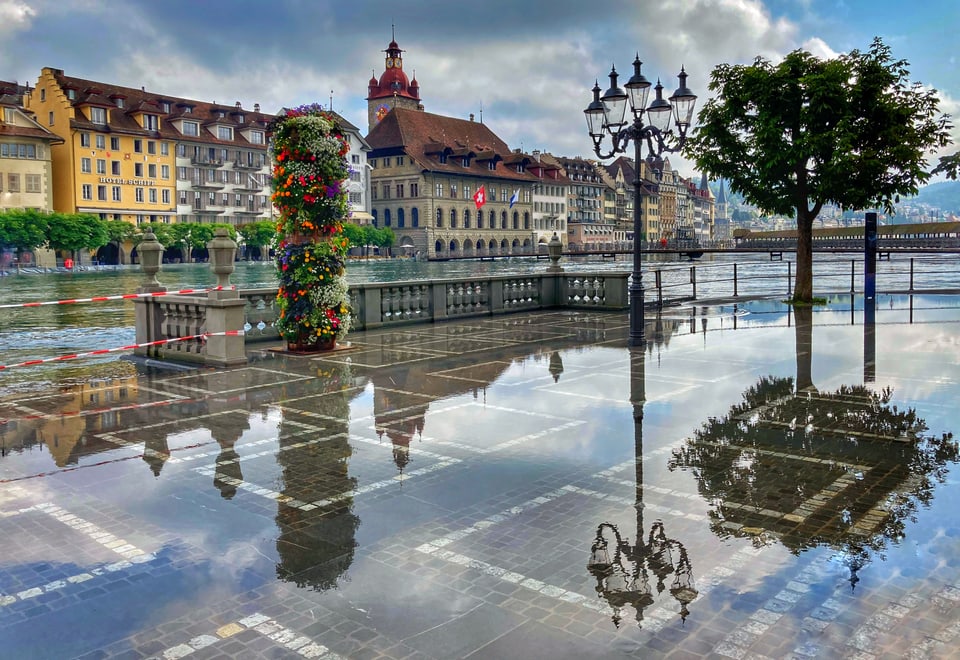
[793,212,815,302]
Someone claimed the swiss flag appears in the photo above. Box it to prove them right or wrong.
[473,185,486,209]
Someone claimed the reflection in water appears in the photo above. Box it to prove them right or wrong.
[587,337,697,629]
[275,361,360,591]
[669,306,957,589]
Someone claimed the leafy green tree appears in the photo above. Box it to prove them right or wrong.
[46,212,109,263]
[685,38,951,303]
[932,151,960,180]
[168,222,195,262]
[0,209,50,253]
[238,220,276,260]
[138,222,174,248]
[372,226,395,254]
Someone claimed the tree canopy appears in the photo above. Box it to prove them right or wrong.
[685,38,952,302]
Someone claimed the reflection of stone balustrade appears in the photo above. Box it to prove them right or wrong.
[135,273,629,362]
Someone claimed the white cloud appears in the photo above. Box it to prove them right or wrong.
[0,0,35,36]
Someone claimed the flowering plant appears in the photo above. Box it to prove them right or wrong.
[271,104,352,348]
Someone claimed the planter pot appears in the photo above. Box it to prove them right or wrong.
[287,336,336,353]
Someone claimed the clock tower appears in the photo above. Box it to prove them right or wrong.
[366,35,422,132]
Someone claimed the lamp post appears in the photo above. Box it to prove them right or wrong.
[585,57,696,346]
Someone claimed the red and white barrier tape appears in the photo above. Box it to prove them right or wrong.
[0,285,235,310]
[0,330,245,371]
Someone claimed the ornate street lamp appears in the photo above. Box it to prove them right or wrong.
[585,57,696,345]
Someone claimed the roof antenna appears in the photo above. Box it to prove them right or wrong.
[392,20,395,42]
[479,101,483,124]
[329,89,334,111]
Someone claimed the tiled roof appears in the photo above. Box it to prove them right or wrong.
[47,69,274,148]
[366,107,539,183]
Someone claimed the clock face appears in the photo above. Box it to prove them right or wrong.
[376,104,390,122]
[385,58,394,68]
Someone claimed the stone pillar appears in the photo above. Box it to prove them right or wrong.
[134,231,166,356]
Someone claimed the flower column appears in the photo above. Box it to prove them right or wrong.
[271,104,353,351]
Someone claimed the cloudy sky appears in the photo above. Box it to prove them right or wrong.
[1,0,957,178]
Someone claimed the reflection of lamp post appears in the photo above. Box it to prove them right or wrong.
[585,58,696,346]
[587,341,696,628]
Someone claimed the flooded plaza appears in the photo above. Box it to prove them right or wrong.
[1,294,959,659]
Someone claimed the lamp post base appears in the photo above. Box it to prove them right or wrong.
[628,282,645,347]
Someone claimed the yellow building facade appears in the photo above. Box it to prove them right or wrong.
[26,68,177,224]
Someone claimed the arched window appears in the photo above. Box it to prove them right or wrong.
[371,209,378,226]
[512,211,519,229]
[384,208,391,226]
[412,207,419,227]
[436,208,443,227]
[449,240,457,253]
[477,210,483,229]
[463,209,471,228]
[450,208,457,228]
[501,211,507,229]
[435,240,443,254]
[523,212,530,229]
[397,208,405,228]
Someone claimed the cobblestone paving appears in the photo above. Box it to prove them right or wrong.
[1,297,959,658]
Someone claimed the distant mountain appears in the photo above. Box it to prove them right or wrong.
[912,181,960,213]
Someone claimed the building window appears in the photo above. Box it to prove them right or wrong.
[136,188,144,203]
[250,130,264,145]
[97,185,107,201]
[148,164,157,178]
[398,208,405,227]
[488,161,495,170]
[96,159,106,174]
[396,156,404,166]
[149,188,157,203]
[450,209,457,228]
[410,182,419,197]
[160,142,169,156]
[435,182,443,197]
[179,190,187,204]
[463,209,471,228]
[396,183,404,198]
[110,136,120,150]
[381,183,390,200]
[25,174,41,193]
[351,154,360,164]
[80,133,90,148]
[369,159,376,168]
[177,167,188,180]
[96,134,105,150]
[436,208,442,227]
[183,121,199,136]
[161,165,169,179]
[112,186,121,201]
[449,184,457,198]
[384,209,391,226]
[144,115,158,131]
[81,157,91,173]
[90,107,106,124]
[348,192,361,204]
[162,189,170,204]
[134,163,143,177]
[412,207,419,227]
[81,183,91,199]
[217,126,233,140]
[147,141,156,155]
[161,101,171,113]
[177,144,186,157]
[134,139,143,153]
[48,111,54,126]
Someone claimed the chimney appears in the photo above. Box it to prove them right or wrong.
[254,103,260,112]
[469,113,474,122]
[235,101,241,109]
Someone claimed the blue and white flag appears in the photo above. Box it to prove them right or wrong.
[509,189,519,208]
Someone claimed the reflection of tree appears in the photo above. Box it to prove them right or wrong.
[668,375,956,587]
[275,361,360,592]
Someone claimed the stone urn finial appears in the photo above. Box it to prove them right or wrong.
[138,231,164,287]
[547,232,564,272]
[207,227,238,289]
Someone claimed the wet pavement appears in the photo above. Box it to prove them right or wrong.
[1,293,959,659]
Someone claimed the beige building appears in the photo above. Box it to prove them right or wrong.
[0,80,61,213]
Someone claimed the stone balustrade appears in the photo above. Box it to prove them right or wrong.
[134,269,630,366]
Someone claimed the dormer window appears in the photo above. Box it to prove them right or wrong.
[236,114,244,123]
[90,107,106,124]
[144,114,158,130]
[462,157,469,167]
[250,130,264,145]
[183,120,199,136]
[114,98,124,108]
[217,126,233,140]
[488,161,495,171]
[438,153,447,164]
[161,101,170,112]
[66,89,76,100]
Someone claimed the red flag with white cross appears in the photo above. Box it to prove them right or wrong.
[473,185,486,209]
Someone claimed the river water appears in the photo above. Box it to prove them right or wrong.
[1,252,957,394]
